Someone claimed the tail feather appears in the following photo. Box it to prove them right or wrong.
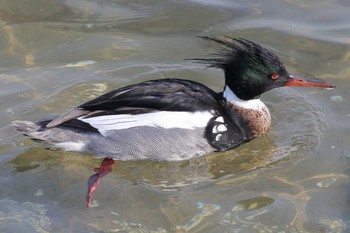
[12,120,53,143]
[12,120,88,152]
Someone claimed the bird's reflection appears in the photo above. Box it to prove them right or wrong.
[10,133,281,207]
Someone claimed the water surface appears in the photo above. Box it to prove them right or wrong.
[1,0,350,232]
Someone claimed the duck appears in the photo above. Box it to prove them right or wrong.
[13,36,335,207]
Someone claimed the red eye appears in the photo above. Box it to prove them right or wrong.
[271,74,279,80]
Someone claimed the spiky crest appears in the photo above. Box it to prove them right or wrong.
[192,36,281,71]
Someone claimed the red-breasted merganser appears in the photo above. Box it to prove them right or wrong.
[13,36,335,207]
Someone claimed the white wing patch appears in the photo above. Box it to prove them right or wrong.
[79,111,214,136]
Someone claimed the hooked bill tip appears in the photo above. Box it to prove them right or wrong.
[326,85,336,90]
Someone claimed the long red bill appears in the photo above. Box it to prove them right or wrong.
[284,74,335,89]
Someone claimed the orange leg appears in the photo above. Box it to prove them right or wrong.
[86,158,115,207]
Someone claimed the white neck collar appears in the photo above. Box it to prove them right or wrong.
[223,86,266,110]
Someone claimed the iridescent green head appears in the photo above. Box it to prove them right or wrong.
[194,36,334,100]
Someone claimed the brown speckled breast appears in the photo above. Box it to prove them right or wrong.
[230,103,271,139]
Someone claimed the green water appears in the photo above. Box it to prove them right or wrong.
[1,0,350,232]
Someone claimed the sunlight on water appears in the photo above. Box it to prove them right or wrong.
[0,199,51,233]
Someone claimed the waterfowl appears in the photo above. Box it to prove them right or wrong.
[13,36,335,206]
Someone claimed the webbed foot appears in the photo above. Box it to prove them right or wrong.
[86,158,115,207]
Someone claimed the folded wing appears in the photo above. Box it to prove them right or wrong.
[46,79,222,134]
